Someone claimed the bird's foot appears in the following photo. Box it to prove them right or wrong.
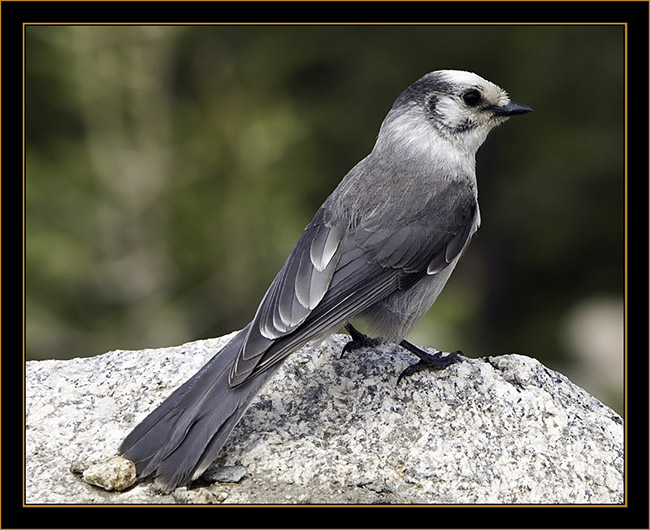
[341,324,383,357]
[397,340,462,385]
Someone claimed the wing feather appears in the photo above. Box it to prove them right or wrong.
[310,222,344,271]
[229,210,345,386]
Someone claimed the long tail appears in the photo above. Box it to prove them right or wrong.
[119,324,279,492]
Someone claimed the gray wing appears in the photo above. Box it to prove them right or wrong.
[228,207,346,386]
[228,186,478,387]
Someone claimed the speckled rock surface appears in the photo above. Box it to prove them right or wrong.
[25,333,624,504]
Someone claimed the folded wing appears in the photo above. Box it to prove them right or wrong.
[228,184,478,388]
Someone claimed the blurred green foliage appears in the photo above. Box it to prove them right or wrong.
[26,25,624,412]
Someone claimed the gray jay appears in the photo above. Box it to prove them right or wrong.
[120,70,531,491]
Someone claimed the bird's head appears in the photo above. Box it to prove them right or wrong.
[380,70,532,157]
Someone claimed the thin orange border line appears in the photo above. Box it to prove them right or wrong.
[23,21,628,25]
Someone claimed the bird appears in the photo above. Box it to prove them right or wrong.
[119,69,532,492]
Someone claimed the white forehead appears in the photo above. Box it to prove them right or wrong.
[439,70,499,88]
[437,69,490,85]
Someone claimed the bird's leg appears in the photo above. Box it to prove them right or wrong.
[397,340,462,385]
[341,323,383,356]
[342,324,462,383]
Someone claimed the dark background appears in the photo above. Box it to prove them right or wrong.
[25,22,625,411]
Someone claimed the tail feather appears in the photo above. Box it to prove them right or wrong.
[119,325,279,491]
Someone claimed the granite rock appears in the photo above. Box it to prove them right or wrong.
[25,333,624,504]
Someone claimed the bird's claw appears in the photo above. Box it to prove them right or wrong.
[341,324,382,357]
[397,347,462,385]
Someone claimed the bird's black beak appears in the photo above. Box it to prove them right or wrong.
[489,101,533,117]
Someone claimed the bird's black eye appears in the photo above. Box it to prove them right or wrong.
[462,89,482,107]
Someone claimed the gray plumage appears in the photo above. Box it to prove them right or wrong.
[119,70,531,491]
